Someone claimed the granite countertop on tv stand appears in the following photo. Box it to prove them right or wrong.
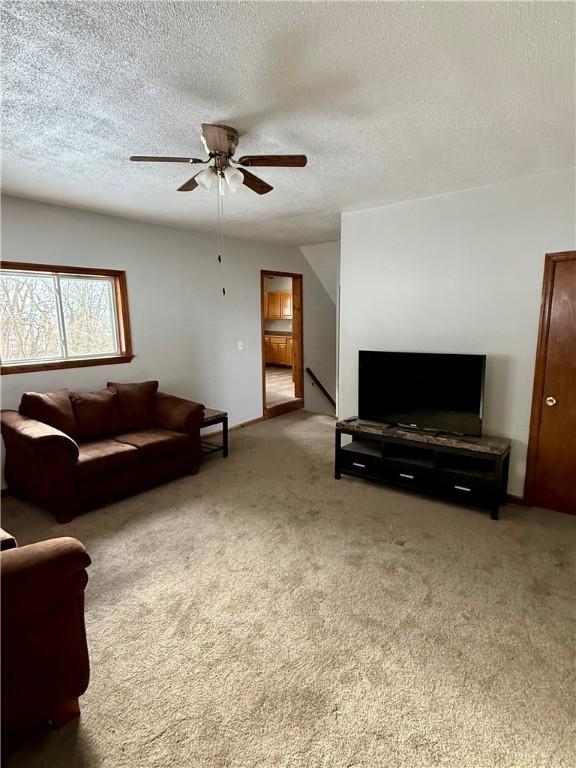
[336,418,510,455]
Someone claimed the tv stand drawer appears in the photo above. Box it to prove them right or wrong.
[383,461,434,490]
[339,446,383,478]
[436,472,498,505]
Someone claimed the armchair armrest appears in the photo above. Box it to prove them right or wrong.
[154,393,205,434]
[1,538,91,734]
[1,410,79,462]
[1,537,91,619]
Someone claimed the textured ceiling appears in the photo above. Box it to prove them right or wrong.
[2,1,574,245]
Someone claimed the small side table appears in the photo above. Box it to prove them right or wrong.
[201,409,229,458]
[0,529,17,551]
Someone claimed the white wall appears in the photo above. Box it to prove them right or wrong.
[301,265,337,414]
[1,196,336,437]
[339,168,575,496]
[300,242,339,305]
[265,319,293,332]
[298,241,340,410]
[264,276,292,292]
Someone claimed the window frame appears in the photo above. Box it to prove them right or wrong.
[1,261,133,375]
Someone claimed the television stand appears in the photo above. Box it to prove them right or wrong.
[396,424,443,436]
[335,418,510,520]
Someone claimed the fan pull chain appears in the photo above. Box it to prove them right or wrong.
[217,174,226,297]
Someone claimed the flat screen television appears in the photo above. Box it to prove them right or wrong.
[358,351,486,436]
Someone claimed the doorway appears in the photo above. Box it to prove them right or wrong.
[261,270,304,419]
[525,251,576,514]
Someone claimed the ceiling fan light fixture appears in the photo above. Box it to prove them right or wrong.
[223,165,244,190]
[197,166,217,190]
[219,174,236,196]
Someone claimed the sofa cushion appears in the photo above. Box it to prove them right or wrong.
[70,389,124,441]
[19,389,78,439]
[107,380,159,431]
[113,429,195,461]
[76,439,139,480]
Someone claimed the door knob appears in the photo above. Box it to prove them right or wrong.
[545,396,557,407]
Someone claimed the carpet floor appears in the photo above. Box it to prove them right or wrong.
[3,411,575,768]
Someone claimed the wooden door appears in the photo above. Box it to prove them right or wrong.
[526,252,576,514]
[292,277,304,398]
[267,292,281,319]
[281,292,292,318]
[261,270,304,419]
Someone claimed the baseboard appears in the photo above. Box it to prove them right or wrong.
[507,493,528,506]
[265,399,304,419]
[204,416,264,441]
[230,416,264,432]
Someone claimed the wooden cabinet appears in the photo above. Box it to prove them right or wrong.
[264,336,278,364]
[271,337,284,364]
[266,291,282,319]
[264,291,292,319]
[281,292,292,318]
[264,335,293,366]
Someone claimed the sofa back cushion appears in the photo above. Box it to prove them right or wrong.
[19,389,79,439]
[107,380,159,431]
[70,388,124,441]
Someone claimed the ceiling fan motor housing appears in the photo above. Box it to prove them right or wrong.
[204,124,239,158]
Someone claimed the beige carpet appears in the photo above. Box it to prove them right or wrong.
[3,411,575,768]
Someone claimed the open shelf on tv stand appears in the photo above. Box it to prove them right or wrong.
[335,418,511,520]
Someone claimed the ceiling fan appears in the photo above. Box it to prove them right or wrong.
[130,123,307,195]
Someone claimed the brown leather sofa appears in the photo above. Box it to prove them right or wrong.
[1,381,204,522]
[1,530,91,742]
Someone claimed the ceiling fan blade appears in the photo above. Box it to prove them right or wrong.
[237,155,307,167]
[130,155,204,163]
[240,169,273,195]
[177,173,200,192]
[201,124,239,155]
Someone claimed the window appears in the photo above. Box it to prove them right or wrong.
[1,262,133,374]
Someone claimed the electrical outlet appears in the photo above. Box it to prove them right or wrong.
[237,341,244,351]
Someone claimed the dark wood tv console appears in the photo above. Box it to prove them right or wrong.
[335,419,511,519]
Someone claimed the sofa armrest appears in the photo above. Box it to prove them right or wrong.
[1,410,79,462]
[1,537,91,618]
[153,393,204,434]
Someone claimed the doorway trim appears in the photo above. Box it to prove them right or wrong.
[524,250,576,505]
[261,270,304,419]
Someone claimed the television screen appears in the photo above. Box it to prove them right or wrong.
[358,351,486,435]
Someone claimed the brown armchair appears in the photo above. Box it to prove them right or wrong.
[1,533,91,741]
[1,382,205,522]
